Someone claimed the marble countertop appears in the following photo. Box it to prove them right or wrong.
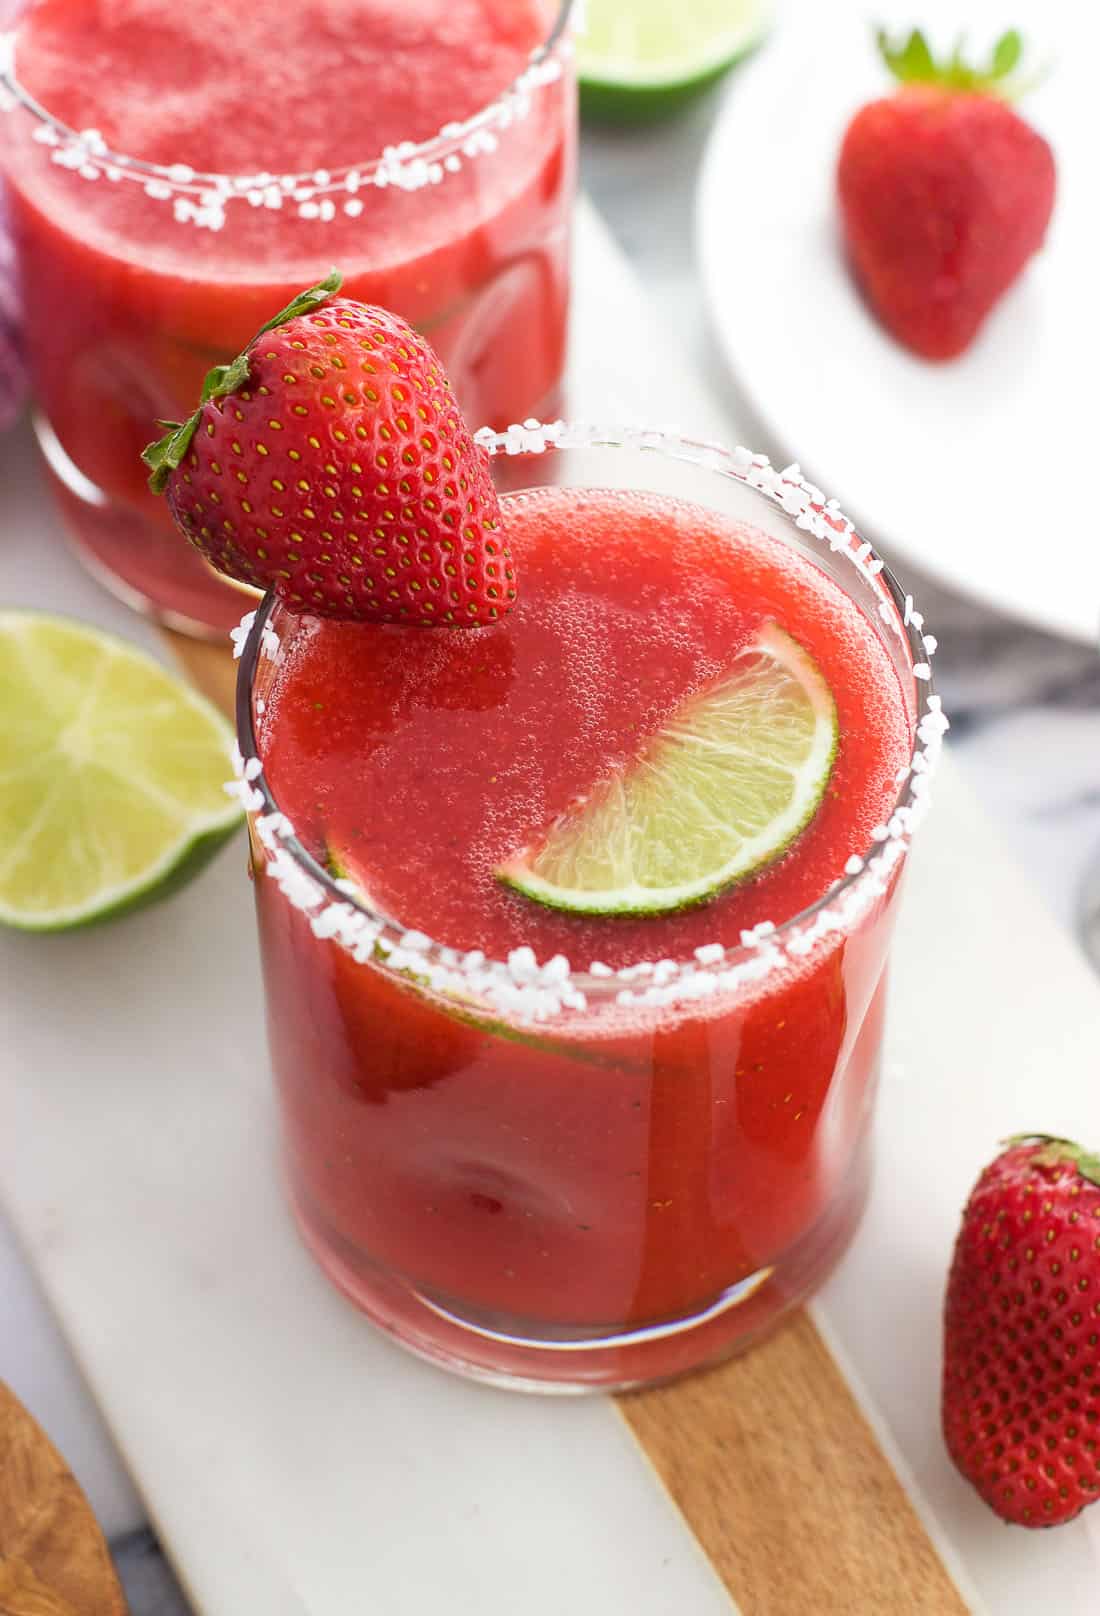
[4,89,1100,1616]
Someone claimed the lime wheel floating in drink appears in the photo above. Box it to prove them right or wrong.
[499,623,837,915]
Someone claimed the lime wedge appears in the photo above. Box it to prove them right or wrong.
[498,624,837,916]
[0,611,242,931]
[577,0,772,123]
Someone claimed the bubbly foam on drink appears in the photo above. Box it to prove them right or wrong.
[260,487,914,972]
[13,0,550,170]
[7,0,558,276]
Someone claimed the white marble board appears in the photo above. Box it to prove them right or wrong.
[1,200,1099,1611]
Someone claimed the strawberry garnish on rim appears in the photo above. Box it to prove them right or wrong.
[143,271,515,626]
[942,1134,1100,1527]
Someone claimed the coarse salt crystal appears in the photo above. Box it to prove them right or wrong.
[230,611,256,658]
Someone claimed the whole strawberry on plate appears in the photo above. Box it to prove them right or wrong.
[143,271,515,626]
[837,28,1056,360]
[942,1134,1100,1527]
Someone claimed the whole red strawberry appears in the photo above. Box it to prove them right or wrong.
[942,1135,1100,1527]
[837,29,1056,359]
[143,272,515,626]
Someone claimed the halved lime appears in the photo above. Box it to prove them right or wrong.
[0,611,242,931]
[498,623,837,916]
[577,0,772,124]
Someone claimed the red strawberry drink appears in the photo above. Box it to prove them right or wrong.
[0,0,575,635]
[231,427,945,1390]
[152,286,942,1388]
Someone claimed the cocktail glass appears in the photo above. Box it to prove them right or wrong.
[0,0,576,637]
[232,425,945,1392]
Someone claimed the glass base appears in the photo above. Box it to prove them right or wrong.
[290,1137,872,1394]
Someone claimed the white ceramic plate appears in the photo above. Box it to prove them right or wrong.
[697,0,1100,643]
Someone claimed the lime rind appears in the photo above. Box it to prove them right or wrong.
[497,623,837,917]
[578,0,772,121]
[0,611,243,932]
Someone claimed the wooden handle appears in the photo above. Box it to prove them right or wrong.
[620,1310,968,1614]
[0,1383,127,1616]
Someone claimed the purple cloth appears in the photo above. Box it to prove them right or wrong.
[0,194,26,433]
[0,0,29,429]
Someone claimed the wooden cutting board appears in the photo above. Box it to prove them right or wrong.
[0,1383,127,1616]
[167,627,971,1616]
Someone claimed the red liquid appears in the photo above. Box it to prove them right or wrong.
[3,0,574,632]
[254,489,914,1386]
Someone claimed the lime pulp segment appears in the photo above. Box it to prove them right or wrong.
[497,623,837,916]
[0,611,242,930]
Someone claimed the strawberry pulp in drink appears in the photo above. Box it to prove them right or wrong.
[2,0,574,632]
[249,484,916,1387]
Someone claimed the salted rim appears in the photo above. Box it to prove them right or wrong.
[0,1,574,228]
[229,422,947,1022]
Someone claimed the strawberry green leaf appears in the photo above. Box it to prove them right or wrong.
[253,269,343,342]
[991,29,1023,78]
[199,354,251,404]
[876,27,937,83]
[142,418,202,495]
[875,24,1036,99]
[143,270,343,494]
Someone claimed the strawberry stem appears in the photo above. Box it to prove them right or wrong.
[142,269,343,494]
[1003,1133,1100,1188]
[875,25,1037,100]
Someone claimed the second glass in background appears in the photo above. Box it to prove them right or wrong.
[0,0,577,634]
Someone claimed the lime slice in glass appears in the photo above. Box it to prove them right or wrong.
[0,611,242,931]
[578,0,772,123]
[498,623,837,916]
